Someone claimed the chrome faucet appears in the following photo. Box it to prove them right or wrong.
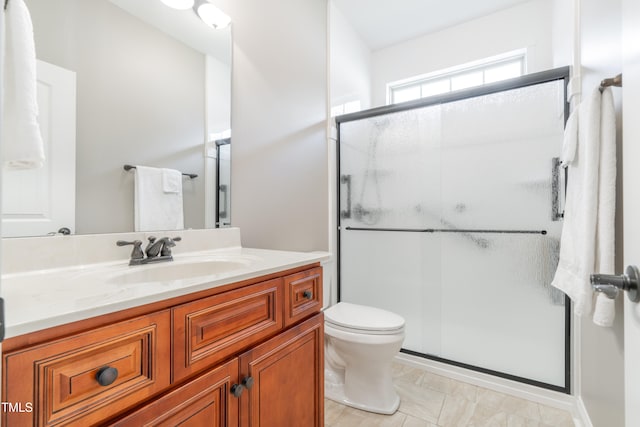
[145,236,182,258]
[117,236,182,266]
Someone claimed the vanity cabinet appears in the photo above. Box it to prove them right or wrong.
[115,314,323,427]
[2,264,323,427]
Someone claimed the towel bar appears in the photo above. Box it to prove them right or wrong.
[123,164,197,179]
[599,74,622,92]
[343,227,547,235]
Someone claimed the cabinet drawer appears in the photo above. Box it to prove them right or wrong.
[173,278,282,381]
[112,359,239,427]
[3,311,171,427]
[283,267,322,327]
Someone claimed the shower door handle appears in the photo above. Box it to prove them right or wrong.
[219,184,228,218]
[340,175,352,219]
[551,157,564,221]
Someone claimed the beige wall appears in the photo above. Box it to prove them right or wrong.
[217,0,329,252]
[28,0,207,234]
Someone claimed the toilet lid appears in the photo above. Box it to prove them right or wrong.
[324,302,405,333]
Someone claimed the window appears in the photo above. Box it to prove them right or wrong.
[387,53,525,105]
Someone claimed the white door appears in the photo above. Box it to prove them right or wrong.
[1,60,76,237]
[623,0,640,425]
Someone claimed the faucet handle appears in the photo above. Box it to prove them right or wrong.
[116,240,144,260]
[160,236,182,257]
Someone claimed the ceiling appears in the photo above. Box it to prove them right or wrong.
[109,0,231,63]
[333,0,534,51]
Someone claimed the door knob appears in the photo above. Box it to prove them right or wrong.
[590,265,640,302]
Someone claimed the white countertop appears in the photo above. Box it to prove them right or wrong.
[1,246,331,339]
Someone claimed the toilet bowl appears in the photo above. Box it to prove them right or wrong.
[324,302,405,415]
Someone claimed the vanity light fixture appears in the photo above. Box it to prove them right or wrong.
[193,0,231,29]
[159,0,194,10]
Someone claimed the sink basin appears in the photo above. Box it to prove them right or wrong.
[107,257,254,284]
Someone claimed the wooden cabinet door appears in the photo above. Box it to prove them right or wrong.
[238,313,323,427]
[112,359,240,427]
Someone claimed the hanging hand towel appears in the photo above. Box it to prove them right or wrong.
[551,87,617,326]
[162,168,181,193]
[134,166,184,232]
[593,87,617,327]
[1,0,45,169]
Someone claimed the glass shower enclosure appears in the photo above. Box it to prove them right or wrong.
[336,68,570,392]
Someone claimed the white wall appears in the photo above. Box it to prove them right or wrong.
[216,0,329,252]
[329,2,372,111]
[370,0,554,107]
[552,0,625,425]
[580,1,624,426]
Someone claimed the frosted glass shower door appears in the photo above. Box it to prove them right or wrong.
[339,107,445,353]
[338,72,569,390]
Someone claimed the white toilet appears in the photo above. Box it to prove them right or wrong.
[324,301,405,415]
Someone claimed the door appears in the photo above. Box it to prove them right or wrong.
[238,313,323,427]
[623,0,640,425]
[1,60,76,237]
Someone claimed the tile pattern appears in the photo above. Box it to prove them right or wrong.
[325,362,575,427]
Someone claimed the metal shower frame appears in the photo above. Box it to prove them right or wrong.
[334,66,572,394]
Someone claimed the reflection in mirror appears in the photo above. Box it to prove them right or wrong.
[215,138,231,228]
[2,0,231,237]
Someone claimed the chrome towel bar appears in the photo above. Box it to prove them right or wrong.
[123,164,197,179]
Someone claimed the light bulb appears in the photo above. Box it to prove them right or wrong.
[196,3,231,29]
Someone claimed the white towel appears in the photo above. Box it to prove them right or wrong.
[134,166,184,232]
[593,88,617,326]
[162,168,181,193]
[1,0,45,169]
[551,87,617,326]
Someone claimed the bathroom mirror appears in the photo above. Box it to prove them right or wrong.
[1,0,231,237]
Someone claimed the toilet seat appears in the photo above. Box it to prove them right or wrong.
[324,302,404,335]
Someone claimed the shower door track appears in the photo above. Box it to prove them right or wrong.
[335,66,572,394]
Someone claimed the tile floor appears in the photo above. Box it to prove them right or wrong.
[325,362,575,427]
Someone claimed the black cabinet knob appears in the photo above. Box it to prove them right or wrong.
[231,383,244,397]
[95,366,119,387]
[242,376,254,389]
[303,290,313,299]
